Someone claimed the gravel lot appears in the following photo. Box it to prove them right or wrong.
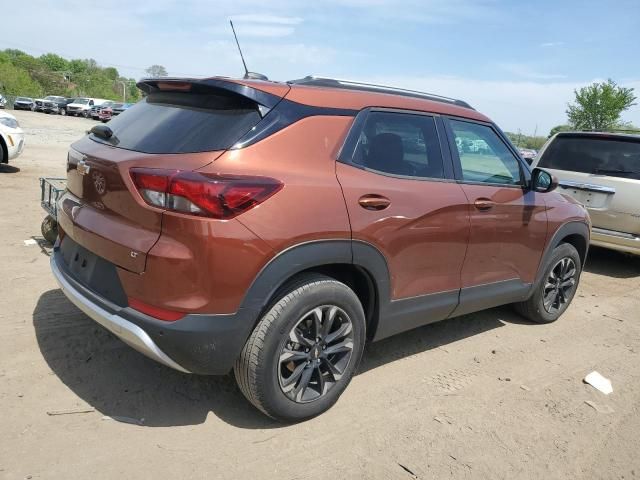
[1,110,640,480]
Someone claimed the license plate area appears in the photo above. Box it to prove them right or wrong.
[59,236,128,307]
[560,188,611,208]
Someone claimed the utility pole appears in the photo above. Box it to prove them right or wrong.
[117,80,126,102]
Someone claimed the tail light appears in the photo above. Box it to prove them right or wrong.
[130,168,283,219]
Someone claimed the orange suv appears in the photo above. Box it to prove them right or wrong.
[51,76,590,421]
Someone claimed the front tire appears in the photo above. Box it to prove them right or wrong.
[515,243,581,323]
[59,108,66,116]
[235,274,366,422]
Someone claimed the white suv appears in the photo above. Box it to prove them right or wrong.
[533,131,640,255]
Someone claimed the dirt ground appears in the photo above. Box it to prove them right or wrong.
[1,110,640,480]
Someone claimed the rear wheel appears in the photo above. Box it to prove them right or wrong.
[515,243,581,323]
[235,274,366,422]
[59,108,66,116]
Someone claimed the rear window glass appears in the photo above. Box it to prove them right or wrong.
[90,91,261,154]
[539,135,640,180]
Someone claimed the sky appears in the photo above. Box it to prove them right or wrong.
[2,0,640,135]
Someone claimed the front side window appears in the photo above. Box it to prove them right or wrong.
[449,119,522,185]
[352,111,445,179]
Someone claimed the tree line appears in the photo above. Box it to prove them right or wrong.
[0,49,153,103]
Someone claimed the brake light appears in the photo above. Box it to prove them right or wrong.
[130,168,282,219]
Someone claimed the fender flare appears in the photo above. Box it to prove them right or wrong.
[238,239,392,317]
[533,221,590,289]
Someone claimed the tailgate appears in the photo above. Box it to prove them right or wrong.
[552,170,640,234]
[60,136,223,273]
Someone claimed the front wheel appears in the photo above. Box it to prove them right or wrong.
[59,108,66,116]
[235,274,366,422]
[515,243,581,323]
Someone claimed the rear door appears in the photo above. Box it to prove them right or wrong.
[336,109,470,332]
[443,118,548,313]
[58,80,287,273]
[535,133,640,235]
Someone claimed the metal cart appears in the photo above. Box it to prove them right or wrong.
[39,177,67,244]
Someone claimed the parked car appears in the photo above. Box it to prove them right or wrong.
[90,101,115,120]
[98,102,131,122]
[42,95,67,114]
[533,131,639,255]
[518,148,537,164]
[13,97,36,111]
[66,98,108,117]
[112,102,133,116]
[0,95,7,109]
[55,98,76,116]
[0,111,25,164]
[51,76,590,421]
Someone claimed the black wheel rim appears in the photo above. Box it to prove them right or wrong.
[278,305,354,403]
[543,257,577,313]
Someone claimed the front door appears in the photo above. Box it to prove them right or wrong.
[444,118,548,315]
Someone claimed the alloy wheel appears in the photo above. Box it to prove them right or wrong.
[543,257,577,313]
[278,305,355,403]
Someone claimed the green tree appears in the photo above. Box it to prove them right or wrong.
[145,64,168,77]
[39,53,69,72]
[0,61,43,97]
[567,79,636,131]
[548,124,573,138]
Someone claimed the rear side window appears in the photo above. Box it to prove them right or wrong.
[92,91,261,154]
[352,111,445,179]
[449,120,522,185]
[538,135,640,180]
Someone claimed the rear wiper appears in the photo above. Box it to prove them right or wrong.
[90,124,113,139]
[593,168,638,175]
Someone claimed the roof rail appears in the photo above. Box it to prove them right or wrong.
[287,76,474,109]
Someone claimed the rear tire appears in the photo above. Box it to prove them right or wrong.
[234,274,366,422]
[515,243,581,323]
[41,215,58,244]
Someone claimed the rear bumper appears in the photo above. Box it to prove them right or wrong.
[51,248,258,375]
[591,227,640,255]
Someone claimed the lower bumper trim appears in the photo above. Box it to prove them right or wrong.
[51,255,191,373]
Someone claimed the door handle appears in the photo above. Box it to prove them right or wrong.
[358,195,391,211]
[474,198,495,211]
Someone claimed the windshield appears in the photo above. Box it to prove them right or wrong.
[16,97,32,102]
[113,103,124,109]
[73,98,90,104]
[539,134,640,180]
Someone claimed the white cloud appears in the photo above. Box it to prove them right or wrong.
[230,14,303,25]
[540,41,565,48]
[498,63,567,81]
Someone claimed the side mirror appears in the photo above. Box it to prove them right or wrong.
[531,168,558,193]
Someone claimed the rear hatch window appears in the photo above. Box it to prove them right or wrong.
[539,134,640,180]
[90,90,262,154]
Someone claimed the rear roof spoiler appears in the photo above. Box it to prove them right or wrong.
[137,77,284,110]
